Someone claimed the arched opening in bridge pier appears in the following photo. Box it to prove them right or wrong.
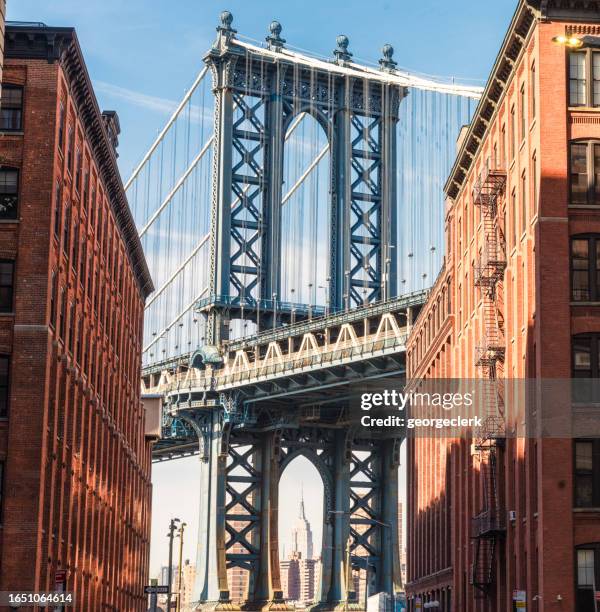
[281,111,330,309]
[278,454,325,606]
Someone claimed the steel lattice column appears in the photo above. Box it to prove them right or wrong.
[317,430,353,609]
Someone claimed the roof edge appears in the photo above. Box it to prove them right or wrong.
[5,24,154,298]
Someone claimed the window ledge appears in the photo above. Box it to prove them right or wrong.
[571,301,600,306]
[568,106,600,112]
[0,131,24,137]
[569,204,600,210]
[573,507,600,513]
[0,220,19,224]
[0,312,15,317]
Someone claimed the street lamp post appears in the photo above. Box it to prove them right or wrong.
[364,519,393,612]
[176,522,187,612]
[167,518,180,612]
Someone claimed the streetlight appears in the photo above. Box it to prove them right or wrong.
[361,519,392,611]
[167,518,180,612]
[176,522,188,612]
[553,34,600,49]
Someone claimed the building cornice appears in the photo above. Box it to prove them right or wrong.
[444,1,537,201]
[4,24,154,299]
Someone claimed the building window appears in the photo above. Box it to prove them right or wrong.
[0,168,18,220]
[532,152,537,215]
[520,83,526,141]
[80,237,86,284]
[510,105,516,159]
[574,440,600,507]
[501,124,506,167]
[63,205,71,255]
[54,180,62,238]
[83,169,89,212]
[570,140,600,206]
[511,188,517,247]
[569,50,600,107]
[67,127,74,173]
[57,101,65,151]
[577,545,600,611]
[521,171,527,235]
[0,461,4,519]
[571,235,600,301]
[0,356,9,417]
[0,85,23,131]
[68,302,75,353]
[75,148,82,192]
[570,52,587,106]
[0,261,14,313]
[531,62,536,118]
[50,271,57,327]
[59,288,66,340]
[572,333,600,403]
[72,221,79,271]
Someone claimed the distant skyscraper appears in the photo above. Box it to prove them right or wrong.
[281,491,321,606]
[291,489,314,560]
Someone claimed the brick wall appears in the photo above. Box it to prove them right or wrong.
[0,43,152,611]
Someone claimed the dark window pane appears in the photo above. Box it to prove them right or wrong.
[576,474,594,507]
[0,169,18,219]
[572,239,590,301]
[594,145,600,204]
[571,144,589,205]
[574,336,592,374]
[0,356,9,417]
[594,53,600,107]
[576,441,594,470]
[0,86,23,131]
[570,53,587,106]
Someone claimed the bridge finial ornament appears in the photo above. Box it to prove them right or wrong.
[266,20,285,51]
[216,10,236,47]
[333,34,353,63]
[379,43,398,71]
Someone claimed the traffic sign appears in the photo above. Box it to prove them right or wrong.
[145,585,169,595]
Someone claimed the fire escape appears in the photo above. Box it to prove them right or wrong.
[471,156,507,595]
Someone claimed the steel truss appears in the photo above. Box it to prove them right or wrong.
[201,14,405,344]
[174,404,402,610]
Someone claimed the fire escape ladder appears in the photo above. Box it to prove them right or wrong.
[471,157,507,595]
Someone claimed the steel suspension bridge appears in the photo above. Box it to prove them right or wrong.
[130,12,481,611]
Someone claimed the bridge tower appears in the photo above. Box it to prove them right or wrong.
[172,12,408,612]
[202,11,404,346]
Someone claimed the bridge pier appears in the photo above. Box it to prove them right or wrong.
[189,411,235,611]
[245,430,289,611]
[178,402,402,612]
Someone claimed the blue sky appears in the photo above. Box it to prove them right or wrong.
[8,0,518,580]
[8,0,513,181]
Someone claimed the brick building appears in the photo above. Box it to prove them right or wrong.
[406,1,600,610]
[0,23,154,610]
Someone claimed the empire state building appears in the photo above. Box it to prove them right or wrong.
[291,491,314,560]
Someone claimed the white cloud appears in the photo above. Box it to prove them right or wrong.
[93,80,179,115]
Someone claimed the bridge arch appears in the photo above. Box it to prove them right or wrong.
[281,111,331,306]
[278,450,328,605]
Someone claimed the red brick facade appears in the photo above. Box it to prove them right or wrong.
[0,25,154,610]
[406,1,600,610]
